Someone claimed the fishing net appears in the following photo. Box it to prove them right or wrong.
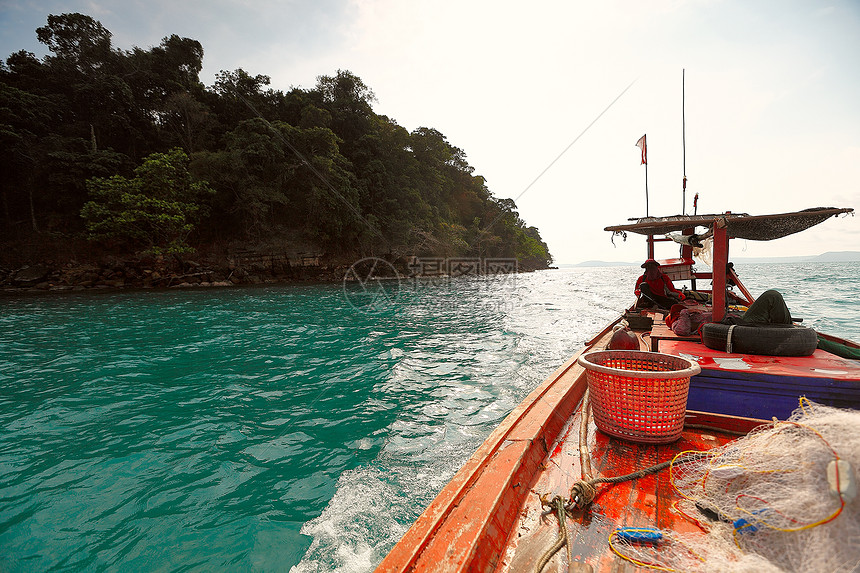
[610,400,860,572]
[609,524,783,572]
[724,208,852,241]
[605,207,853,241]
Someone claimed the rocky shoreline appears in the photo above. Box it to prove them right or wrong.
[2,252,545,295]
[1,255,350,294]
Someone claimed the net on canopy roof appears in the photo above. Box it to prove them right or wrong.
[605,207,853,241]
[727,208,854,241]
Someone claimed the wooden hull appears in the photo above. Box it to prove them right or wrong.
[502,411,760,572]
[376,315,860,572]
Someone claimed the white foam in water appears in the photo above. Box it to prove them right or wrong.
[291,467,411,572]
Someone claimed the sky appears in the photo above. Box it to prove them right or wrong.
[1,0,858,264]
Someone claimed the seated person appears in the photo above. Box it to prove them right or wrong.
[669,290,793,336]
[635,259,685,310]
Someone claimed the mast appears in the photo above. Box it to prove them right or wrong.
[645,157,650,217]
[682,69,687,214]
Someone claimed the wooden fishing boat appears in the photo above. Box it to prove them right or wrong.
[376,207,859,572]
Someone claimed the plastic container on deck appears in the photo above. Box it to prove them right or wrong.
[577,350,701,444]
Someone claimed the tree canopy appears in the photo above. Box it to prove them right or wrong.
[1,13,552,269]
[81,148,213,255]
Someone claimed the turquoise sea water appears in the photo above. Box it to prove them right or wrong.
[1,262,858,572]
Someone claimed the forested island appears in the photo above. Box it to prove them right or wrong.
[1,13,552,291]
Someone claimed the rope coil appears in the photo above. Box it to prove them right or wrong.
[535,495,572,573]
[536,457,685,572]
[566,458,677,511]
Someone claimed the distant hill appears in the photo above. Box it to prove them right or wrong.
[811,251,860,262]
[733,251,860,264]
[570,251,860,267]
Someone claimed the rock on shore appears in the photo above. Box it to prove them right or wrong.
[1,255,346,293]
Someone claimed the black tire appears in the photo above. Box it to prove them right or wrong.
[701,323,818,357]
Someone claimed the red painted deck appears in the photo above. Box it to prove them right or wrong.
[500,409,750,572]
[660,339,860,380]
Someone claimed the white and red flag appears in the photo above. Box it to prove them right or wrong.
[636,134,647,165]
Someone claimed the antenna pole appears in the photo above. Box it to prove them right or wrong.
[645,160,649,217]
[682,69,687,214]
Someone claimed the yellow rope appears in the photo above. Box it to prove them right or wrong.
[608,528,707,572]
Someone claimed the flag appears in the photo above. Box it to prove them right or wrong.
[636,134,647,165]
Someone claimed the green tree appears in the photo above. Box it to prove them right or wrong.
[210,68,276,129]
[515,225,553,269]
[35,13,129,151]
[81,148,213,254]
[313,70,376,157]
[191,118,362,249]
[36,13,113,73]
[122,34,207,152]
[160,91,215,152]
[0,80,55,232]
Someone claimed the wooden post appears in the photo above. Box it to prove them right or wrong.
[645,160,649,217]
[712,218,729,322]
[682,227,696,290]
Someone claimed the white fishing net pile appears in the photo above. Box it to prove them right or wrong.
[610,400,860,572]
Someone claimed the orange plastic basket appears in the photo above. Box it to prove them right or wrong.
[577,350,701,444]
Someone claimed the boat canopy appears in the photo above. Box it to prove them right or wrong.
[605,207,853,241]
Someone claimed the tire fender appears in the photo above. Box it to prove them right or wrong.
[701,323,818,357]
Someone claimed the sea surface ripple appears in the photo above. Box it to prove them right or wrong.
[0,263,857,572]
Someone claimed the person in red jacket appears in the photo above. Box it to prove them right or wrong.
[635,259,685,309]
